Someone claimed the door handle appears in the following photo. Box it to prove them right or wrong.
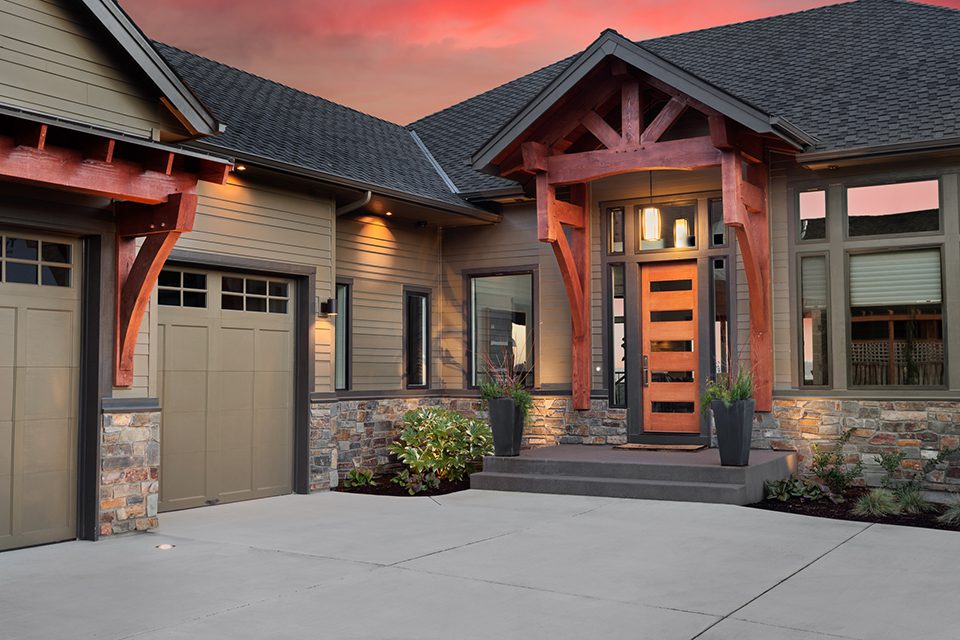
[642,355,649,387]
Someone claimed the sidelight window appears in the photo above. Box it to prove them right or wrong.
[405,290,429,388]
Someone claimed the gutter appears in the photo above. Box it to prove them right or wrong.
[336,190,372,217]
[798,137,960,167]
[185,141,502,224]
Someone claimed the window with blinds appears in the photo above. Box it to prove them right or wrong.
[848,249,943,387]
[800,256,829,386]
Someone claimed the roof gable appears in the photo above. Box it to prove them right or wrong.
[470,30,813,174]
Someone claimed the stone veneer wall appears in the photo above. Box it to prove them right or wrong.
[99,410,161,536]
[308,396,629,489]
[758,399,960,492]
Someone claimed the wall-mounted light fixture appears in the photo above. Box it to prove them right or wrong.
[318,297,338,317]
[641,172,661,241]
[674,217,690,247]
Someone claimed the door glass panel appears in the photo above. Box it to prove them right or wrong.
[6,262,37,284]
[712,258,730,376]
[651,401,695,413]
[41,266,70,287]
[650,310,692,322]
[5,238,37,260]
[651,371,694,383]
[650,279,692,292]
[651,340,694,352]
[608,208,624,254]
[41,242,71,264]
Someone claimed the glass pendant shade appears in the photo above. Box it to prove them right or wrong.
[674,217,691,247]
[642,207,662,241]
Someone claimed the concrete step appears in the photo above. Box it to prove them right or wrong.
[470,471,749,504]
[481,455,754,483]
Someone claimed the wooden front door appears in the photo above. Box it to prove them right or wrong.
[640,261,700,434]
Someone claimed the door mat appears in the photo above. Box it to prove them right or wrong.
[612,443,706,452]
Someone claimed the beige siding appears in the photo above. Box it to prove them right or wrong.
[441,206,571,390]
[770,162,792,389]
[337,214,441,391]
[0,0,186,138]
[115,173,336,397]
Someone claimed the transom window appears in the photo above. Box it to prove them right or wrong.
[222,276,289,314]
[158,269,207,308]
[1,236,72,287]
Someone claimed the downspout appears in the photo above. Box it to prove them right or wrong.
[336,190,372,217]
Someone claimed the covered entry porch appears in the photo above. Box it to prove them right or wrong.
[472,30,812,445]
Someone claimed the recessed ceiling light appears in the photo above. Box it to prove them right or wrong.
[385,211,393,217]
[234,164,247,172]
[155,543,176,550]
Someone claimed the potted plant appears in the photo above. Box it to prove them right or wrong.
[478,356,532,456]
[702,368,755,466]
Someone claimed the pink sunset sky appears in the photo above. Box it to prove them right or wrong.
[120,0,960,125]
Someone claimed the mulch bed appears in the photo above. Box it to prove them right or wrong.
[747,487,959,532]
[335,474,473,497]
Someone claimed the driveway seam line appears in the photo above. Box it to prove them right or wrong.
[686,523,875,640]
[727,616,865,640]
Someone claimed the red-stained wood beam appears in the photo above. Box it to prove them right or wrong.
[198,160,231,185]
[640,96,687,144]
[85,138,116,163]
[16,123,48,150]
[114,192,198,386]
[546,136,721,185]
[522,141,549,173]
[142,150,175,176]
[581,110,622,150]
[721,150,771,411]
[554,199,585,228]
[621,79,641,147]
[0,136,201,204]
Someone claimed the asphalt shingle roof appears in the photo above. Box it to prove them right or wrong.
[155,43,473,210]
[411,0,960,194]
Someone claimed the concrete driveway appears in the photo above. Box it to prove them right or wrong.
[1,490,958,640]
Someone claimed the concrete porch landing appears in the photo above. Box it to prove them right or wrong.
[471,445,796,505]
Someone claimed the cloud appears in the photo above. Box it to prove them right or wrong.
[120,0,960,124]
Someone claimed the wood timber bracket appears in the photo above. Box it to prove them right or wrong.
[114,192,198,386]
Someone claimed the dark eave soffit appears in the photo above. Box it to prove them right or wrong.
[471,30,816,172]
[78,0,222,138]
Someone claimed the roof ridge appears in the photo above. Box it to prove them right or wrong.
[408,52,579,128]
[152,41,409,132]
[638,0,857,46]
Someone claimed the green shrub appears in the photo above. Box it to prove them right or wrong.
[391,469,440,496]
[388,407,493,483]
[894,486,936,515]
[852,489,901,518]
[875,450,905,488]
[343,467,376,488]
[937,502,960,527]
[701,368,753,416]
[765,477,824,502]
[810,429,863,496]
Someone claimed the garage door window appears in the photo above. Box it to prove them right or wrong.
[222,276,289,313]
[2,236,72,287]
[158,269,207,307]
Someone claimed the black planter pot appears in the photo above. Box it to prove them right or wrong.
[488,397,524,456]
[711,399,755,466]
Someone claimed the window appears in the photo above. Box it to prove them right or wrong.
[470,273,533,387]
[637,201,696,250]
[608,207,624,254]
[849,249,942,386]
[335,282,350,391]
[800,256,829,386]
[222,276,289,314]
[799,190,827,241]
[158,269,207,307]
[1,236,72,287]
[712,258,730,377]
[405,290,429,388]
[608,264,626,407]
[708,198,726,246]
[847,180,939,237]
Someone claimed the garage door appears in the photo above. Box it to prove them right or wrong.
[0,233,79,551]
[157,267,294,512]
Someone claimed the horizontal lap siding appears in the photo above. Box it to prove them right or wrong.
[0,0,186,138]
[441,206,571,391]
[114,175,335,398]
[337,215,440,391]
[769,163,792,390]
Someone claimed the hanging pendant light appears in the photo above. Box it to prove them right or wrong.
[642,171,661,241]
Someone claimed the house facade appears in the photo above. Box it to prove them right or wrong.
[1,0,959,552]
